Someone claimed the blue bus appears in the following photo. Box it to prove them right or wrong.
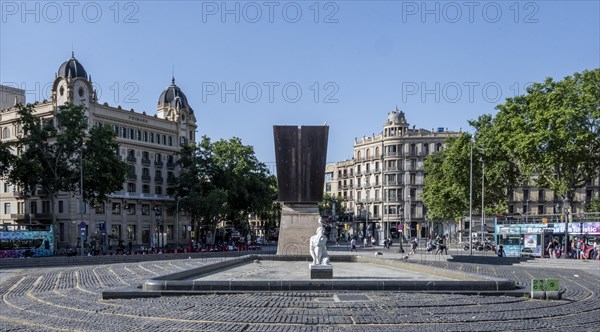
[0,224,55,258]
[495,214,600,258]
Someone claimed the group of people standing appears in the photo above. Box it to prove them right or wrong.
[546,237,599,260]
[419,235,448,255]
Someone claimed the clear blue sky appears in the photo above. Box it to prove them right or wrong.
[2,1,598,168]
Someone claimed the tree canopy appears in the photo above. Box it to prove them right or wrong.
[491,69,600,203]
[172,136,276,243]
[0,140,13,176]
[423,68,599,220]
[7,103,128,223]
[319,193,348,220]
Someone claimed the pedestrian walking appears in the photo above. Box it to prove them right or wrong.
[497,245,506,257]
[442,235,448,255]
[426,239,434,253]
[410,238,418,255]
[350,238,357,252]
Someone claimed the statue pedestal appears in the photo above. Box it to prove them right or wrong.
[309,264,333,279]
[276,203,319,256]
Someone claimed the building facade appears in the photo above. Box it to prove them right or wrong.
[325,109,600,244]
[0,54,197,251]
[325,109,461,242]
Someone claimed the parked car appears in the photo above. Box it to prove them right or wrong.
[521,247,542,258]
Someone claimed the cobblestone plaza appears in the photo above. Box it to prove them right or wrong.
[1,253,599,331]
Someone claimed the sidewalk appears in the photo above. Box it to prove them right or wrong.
[328,243,600,275]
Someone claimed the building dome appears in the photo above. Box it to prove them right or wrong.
[158,77,193,112]
[57,52,88,79]
[387,107,407,125]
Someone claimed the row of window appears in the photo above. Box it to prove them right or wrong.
[126,149,176,165]
[57,223,190,244]
[96,122,174,146]
[356,143,443,160]
[1,200,181,217]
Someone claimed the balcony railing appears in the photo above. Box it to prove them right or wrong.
[141,175,151,181]
[155,176,164,184]
[127,156,137,163]
[10,213,31,220]
[167,162,177,169]
[127,173,137,180]
[154,160,163,168]
[141,158,151,166]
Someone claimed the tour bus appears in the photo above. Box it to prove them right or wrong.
[0,224,55,258]
[494,213,600,257]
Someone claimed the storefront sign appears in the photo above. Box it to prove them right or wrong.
[498,222,600,235]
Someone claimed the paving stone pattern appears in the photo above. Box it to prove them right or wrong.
[0,256,598,331]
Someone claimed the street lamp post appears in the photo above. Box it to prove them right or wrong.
[80,142,85,256]
[176,197,186,249]
[469,137,473,256]
[408,191,411,239]
[563,197,570,259]
[481,157,485,243]
[398,206,405,253]
[154,204,161,250]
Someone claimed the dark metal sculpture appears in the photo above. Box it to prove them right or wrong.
[273,125,329,203]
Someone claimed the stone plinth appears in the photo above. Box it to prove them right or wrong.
[309,264,333,279]
[276,203,319,256]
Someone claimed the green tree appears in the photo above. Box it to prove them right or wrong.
[82,125,130,205]
[8,103,128,225]
[491,69,600,207]
[318,193,347,219]
[586,197,600,213]
[424,69,600,226]
[253,177,280,241]
[422,130,512,223]
[173,136,275,244]
[0,140,13,176]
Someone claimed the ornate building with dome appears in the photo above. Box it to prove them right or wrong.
[325,109,600,245]
[0,53,197,251]
[324,108,462,243]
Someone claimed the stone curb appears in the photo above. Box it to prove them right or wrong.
[101,255,518,298]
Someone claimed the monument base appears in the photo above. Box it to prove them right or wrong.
[309,264,333,279]
[276,203,319,256]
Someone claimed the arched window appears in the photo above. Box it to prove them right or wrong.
[366,149,371,159]
[2,127,9,139]
[436,143,443,152]
[375,147,380,158]
[357,150,362,160]
[410,144,417,156]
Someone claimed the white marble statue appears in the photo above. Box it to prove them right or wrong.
[309,226,330,265]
